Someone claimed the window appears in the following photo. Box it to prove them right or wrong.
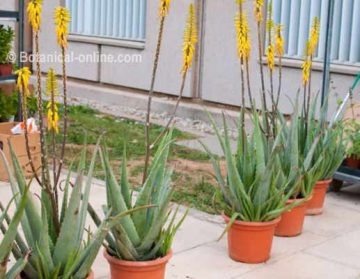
[65,0,147,42]
[270,0,360,65]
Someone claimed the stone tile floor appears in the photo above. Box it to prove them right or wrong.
[1,179,360,279]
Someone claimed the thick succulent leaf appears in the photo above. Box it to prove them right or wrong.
[52,171,84,267]
[120,146,132,209]
[1,149,42,248]
[0,186,28,262]
[77,143,100,243]
[101,148,140,246]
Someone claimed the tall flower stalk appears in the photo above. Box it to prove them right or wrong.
[28,0,51,188]
[274,24,284,107]
[302,17,320,128]
[54,7,71,187]
[253,0,270,136]
[143,2,198,182]
[46,69,60,192]
[15,68,41,182]
[143,0,172,183]
[235,0,251,149]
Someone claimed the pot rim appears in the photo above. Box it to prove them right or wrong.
[315,179,333,187]
[222,214,281,227]
[104,248,173,268]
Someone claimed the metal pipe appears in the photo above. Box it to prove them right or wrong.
[320,0,335,114]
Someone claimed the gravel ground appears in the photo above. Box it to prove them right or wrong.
[69,96,240,138]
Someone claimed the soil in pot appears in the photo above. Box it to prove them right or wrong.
[104,249,172,279]
[306,179,332,216]
[223,215,280,264]
[0,64,13,76]
[275,198,307,237]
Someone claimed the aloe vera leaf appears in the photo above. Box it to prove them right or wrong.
[52,171,84,267]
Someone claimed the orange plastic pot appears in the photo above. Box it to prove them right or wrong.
[275,198,307,237]
[104,249,172,279]
[223,215,280,263]
[346,156,360,169]
[306,179,332,215]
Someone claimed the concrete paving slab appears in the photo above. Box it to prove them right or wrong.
[270,232,329,263]
[303,198,360,238]
[167,240,258,279]
[236,253,360,279]
[305,228,360,270]
[327,185,360,213]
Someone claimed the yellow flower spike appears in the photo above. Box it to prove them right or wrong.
[235,12,251,61]
[15,67,32,96]
[46,68,60,134]
[27,0,43,32]
[302,57,312,85]
[254,0,264,23]
[275,24,284,57]
[54,7,71,48]
[47,102,60,133]
[159,0,171,17]
[182,3,198,74]
[46,69,59,97]
[308,17,320,56]
[267,44,275,70]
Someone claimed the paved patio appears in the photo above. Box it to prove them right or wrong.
[1,177,360,279]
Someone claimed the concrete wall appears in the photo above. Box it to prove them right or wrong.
[201,0,360,115]
[2,0,359,116]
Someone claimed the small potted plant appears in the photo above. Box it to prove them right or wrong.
[0,25,15,76]
[344,119,360,169]
[0,184,29,278]
[0,91,19,122]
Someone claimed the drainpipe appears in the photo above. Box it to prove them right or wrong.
[320,0,335,118]
[191,0,206,100]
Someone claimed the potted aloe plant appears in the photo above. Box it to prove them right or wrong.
[344,120,360,169]
[94,132,187,279]
[94,1,197,277]
[0,25,15,76]
[2,143,152,279]
[305,116,346,215]
[274,102,322,237]
[0,183,29,279]
[203,111,301,263]
[3,2,150,278]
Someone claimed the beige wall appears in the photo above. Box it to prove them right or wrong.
[2,0,359,116]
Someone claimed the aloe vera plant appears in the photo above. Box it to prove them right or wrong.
[0,143,149,279]
[90,131,187,261]
[203,110,302,223]
[0,187,29,279]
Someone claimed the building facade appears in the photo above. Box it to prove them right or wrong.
[1,0,360,115]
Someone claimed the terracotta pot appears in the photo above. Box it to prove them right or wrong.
[306,179,332,216]
[104,249,172,279]
[223,215,280,263]
[275,198,307,237]
[0,63,13,76]
[346,156,360,169]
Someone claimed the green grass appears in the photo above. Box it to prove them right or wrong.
[56,105,196,160]
[49,104,217,215]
